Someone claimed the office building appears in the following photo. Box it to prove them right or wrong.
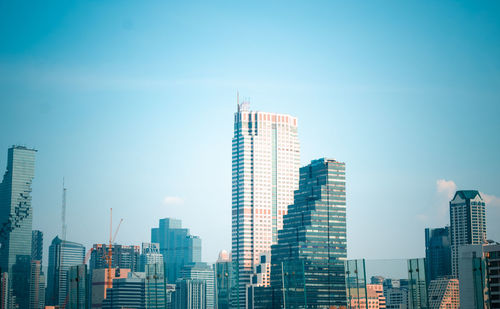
[215,250,232,309]
[46,236,85,306]
[449,190,487,277]
[180,262,215,309]
[91,267,130,308]
[102,272,146,309]
[31,230,43,261]
[175,279,206,309]
[425,226,451,282]
[267,158,346,307]
[140,242,163,272]
[29,260,45,309]
[0,146,37,308]
[145,262,166,308]
[383,279,409,309]
[151,218,202,283]
[427,278,459,309]
[458,242,500,309]
[89,243,140,272]
[231,101,300,307]
[68,264,88,309]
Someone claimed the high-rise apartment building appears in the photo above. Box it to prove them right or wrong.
[31,230,43,262]
[151,218,202,284]
[46,236,85,306]
[231,101,300,307]
[425,226,451,282]
[449,190,487,277]
[268,158,347,307]
[0,146,37,308]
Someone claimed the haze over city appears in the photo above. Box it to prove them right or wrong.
[1,0,500,291]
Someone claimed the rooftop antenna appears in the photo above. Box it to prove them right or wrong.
[237,90,240,112]
[62,178,67,241]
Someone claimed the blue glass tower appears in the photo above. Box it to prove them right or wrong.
[268,158,347,307]
[0,145,37,308]
[46,236,85,306]
[425,226,451,282]
[151,218,201,284]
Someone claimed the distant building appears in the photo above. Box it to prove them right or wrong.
[91,267,130,308]
[29,260,45,309]
[427,278,459,309]
[175,279,206,309]
[46,236,85,306]
[139,242,163,272]
[267,158,347,308]
[68,264,88,309]
[458,242,500,308]
[231,101,300,309]
[0,146,37,308]
[145,262,166,308]
[102,272,145,309]
[383,279,409,309]
[349,284,386,309]
[151,218,202,284]
[181,262,215,309]
[425,226,451,281]
[449,190,487,277]
[215,250,232,309]
[89,243,140,272]
[31,230,43,261]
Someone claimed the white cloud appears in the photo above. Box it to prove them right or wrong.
[436,179,457,200]
[163,196,184,205]
[482,193,500,208]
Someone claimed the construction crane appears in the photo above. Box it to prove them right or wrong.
[106,208,123,290]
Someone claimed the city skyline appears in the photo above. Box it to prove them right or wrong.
[1,1,500,267]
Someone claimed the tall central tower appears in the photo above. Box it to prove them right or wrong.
[231,100,300,308]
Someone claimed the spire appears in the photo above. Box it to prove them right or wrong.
[237,90,240,112]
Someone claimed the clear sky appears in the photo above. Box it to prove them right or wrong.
[1,1,499,264]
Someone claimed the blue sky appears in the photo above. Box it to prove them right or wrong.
[1,1,499,264]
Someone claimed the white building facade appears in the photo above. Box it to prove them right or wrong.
[449,190,487,278]
[231,100,300,308]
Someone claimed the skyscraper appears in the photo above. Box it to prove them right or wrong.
[0,145,36,308]
[231,101,300,307]
[180,262,215,309]
[449,190,487,278]
[29,260,45,309]
[101,272,146,309]
[151,218,202,284]
[215,250,232,309]
[425,226,451,282]
[139,242,163,272]
[46,236,85,306]
[31,230,43,262]
[89,243,140,273]
[175,279,206,309]
[268,158,347,308]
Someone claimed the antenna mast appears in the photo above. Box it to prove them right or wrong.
[62,178,67,241]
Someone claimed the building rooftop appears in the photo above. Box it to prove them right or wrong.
[453,190,481,200]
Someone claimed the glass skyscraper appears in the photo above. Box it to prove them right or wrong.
[0,145,37,308]
[232,101,300,308]
[180,262,215,309]
[449,190,487,278]
[425,226,451,282]
[151,218,202,284]
[268,158,347,308]
[46,236,86,306]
